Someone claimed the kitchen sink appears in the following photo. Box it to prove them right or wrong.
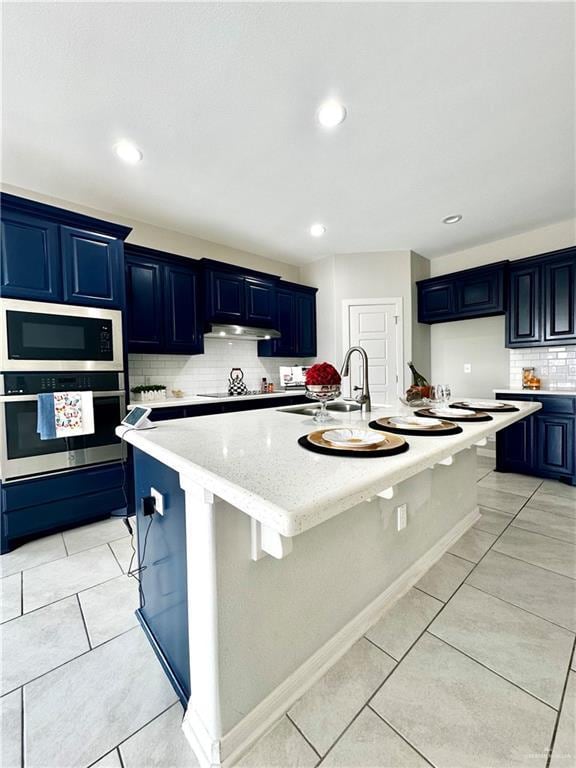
[278,401,362,416]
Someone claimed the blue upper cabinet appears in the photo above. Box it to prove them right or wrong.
[417,280,454,323]
[245,277,276,327]
[543,253,576,343]
[506,262,541,346]
[125,246,203,355]
[206,268,245,323]
[0,194,131,307]
[61,227,123,308]
[259,283,317,358]
[126,256,164,352]
[164,262,204,354]
[417,263,506,324]
[507,247,576,347]
[0,210,62,301]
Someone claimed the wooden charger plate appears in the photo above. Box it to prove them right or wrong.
[298,429,409,458]
[451,401,519,413]
[415,408,493,423]
[369,417,462,437]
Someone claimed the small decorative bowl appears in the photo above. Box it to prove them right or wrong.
[399,395,429,409]
[305,384,341,423]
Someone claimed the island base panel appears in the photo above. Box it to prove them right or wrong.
[131,446,480,766]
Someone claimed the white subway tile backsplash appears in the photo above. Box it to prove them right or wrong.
[127,338,315,395]
[509,347,576,389]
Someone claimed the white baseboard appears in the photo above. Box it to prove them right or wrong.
[181,506,480,768]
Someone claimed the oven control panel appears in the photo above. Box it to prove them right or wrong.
[3,372,122,395]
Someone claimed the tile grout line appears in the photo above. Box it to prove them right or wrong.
[366,704,436,767]
[5,625,140,699]
[61,531,69,557]
[488,545,576,581]
[464,580,576,634]
[1,530,131,582]
[509,521,576,547]
[76,592,92,651]
[4,569,131,627]
[426,630,560,711]
[545,634,576,768]
[20,686,24,768]
[116,746,125,768]
[358,474,558,753]
[285,713,322,760]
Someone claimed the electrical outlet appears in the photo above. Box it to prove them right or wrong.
[150,487,164,516]
[464,363,472,374]
[396,504,407,531]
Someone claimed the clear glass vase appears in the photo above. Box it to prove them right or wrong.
[305,384,341,424]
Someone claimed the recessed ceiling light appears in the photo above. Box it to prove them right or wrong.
[442,214,462,224]
[114,140,143,164]
[309,223,326,237]
[317,100,347,128]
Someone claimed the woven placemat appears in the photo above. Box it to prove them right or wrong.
[451,401,519,413]
[298,430,409,458]
[369,417,463,437]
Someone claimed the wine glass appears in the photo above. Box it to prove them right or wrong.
[305,384,341,424]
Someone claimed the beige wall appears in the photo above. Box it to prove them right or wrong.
[429,218,576,398]
[1,183,301,282]
[300,251,431,387]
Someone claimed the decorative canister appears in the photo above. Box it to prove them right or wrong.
[522,367,541,390]
[228,368,248,396]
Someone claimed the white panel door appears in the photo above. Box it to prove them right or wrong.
[344,300,402,403]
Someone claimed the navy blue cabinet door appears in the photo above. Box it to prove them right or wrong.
[0,211,62,300]
[61,226,123,308]
[535,415,575,477]
[417,281,454,323]
[496,415,534,474]
[506,264,541,347]
[126,258,163,351]
[297,291,316,357]
[164,264,203,354]
[207,269,245,322]
[273,290,297,355]
[455,268,504,318]
[245,278,276,327]
[543,255,576,343]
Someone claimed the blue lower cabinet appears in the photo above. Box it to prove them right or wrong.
[0,462,126,553]
[496,394,576,485]
[133,448,190,703]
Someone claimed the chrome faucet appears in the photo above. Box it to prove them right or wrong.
[341,346,372,415]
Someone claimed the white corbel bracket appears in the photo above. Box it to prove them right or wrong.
[474,438,488,447]
[432,455,454,468]
[377,486,395,500]
[251,519,293,561]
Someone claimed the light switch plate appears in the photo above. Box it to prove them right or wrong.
[150,487,164,516]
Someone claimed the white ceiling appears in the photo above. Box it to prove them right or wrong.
[2,2,574,264]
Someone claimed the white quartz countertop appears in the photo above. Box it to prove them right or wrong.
[117,400,540,538]
[128,391,305,409]
[494,389,576,397]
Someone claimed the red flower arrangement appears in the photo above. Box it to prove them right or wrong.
[305,362,342,386]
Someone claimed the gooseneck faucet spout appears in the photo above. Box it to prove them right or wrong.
[340,346,372,415]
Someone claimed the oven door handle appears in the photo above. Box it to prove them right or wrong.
[0,390,126,403]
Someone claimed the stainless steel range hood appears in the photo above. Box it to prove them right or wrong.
[204,324,281,341]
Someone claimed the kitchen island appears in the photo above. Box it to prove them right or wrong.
[117,399,540,768]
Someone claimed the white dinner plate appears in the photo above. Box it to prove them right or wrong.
[460,400,501,408]
[323,428,387,447]
[430,407,472,417]
[390,416,442,428]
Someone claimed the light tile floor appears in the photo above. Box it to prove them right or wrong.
[1,459,575,767]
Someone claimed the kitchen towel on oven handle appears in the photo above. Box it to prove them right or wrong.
[37,391,95,440]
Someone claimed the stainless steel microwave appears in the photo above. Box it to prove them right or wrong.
[0,299,123,372]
